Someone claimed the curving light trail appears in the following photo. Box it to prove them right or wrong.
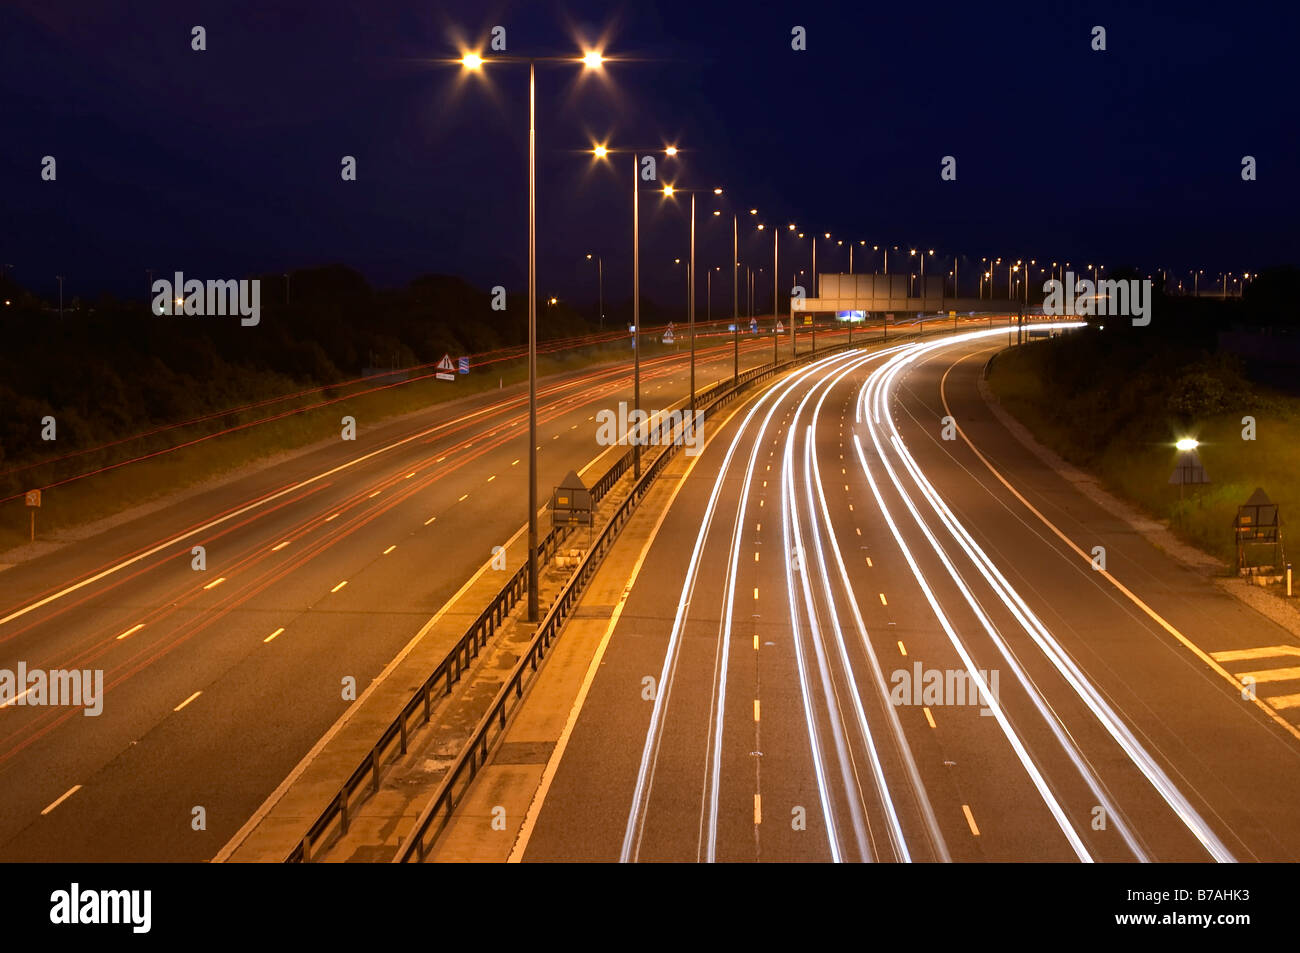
[854,325,1234,862]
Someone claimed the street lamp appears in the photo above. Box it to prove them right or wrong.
[585,253,603,328]
[707,265,721,322]
[660,174,720,415]
[708,186,741,383]
[459,44,607,623]
[752,218,782,359]
[590,142,677,483]
[849,239,867,276]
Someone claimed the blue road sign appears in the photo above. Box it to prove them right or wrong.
[458,356,469,374]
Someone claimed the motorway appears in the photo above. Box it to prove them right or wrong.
[0,330,810,861]
[515,329,1300,862]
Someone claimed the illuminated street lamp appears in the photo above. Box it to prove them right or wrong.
[661,174,721,414]
[459,44,606,623]
[752,217,783,360]
[590,142,678,480]
[585,253,603,328]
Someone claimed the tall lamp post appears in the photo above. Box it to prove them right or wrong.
[590,142,677,482]
[585,253,603,328]
[460,47,606,623]
[662,174,720,414]
[731,198,738,383]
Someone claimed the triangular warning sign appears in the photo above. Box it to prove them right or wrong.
[436,354,455,371]
[775,320,784,332]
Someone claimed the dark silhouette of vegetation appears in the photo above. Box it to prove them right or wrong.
[0,265,594,491]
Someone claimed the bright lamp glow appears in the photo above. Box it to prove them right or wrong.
[582,50,605,69]
[663,184,675,196]
[1175,438,1199,451]
[461,53,483,70]
[665,145,678,156]
[592,144,608,158]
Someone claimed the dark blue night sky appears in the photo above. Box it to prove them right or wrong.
[3,0,1296,309]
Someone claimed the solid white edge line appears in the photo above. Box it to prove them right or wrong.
[213,362,735,863]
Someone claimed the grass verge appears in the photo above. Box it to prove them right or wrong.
[987,331,1299,580]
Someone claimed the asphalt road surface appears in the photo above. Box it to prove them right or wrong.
[518,329,1300,862]
[0,332,796,861]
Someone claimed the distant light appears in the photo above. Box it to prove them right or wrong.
[749,208,757,215]
[1175,438,1199,452]
[581,50,605,69]
[787,224,796,231]
[592,144,608,158]
[824,232,830,238]
[549,297,558,305]
[713,210,721,216]
[665,145,678,156]
[586,253,592,259]
[713,187,723,195]
[461,53,484,70]
[663,184,675,197]
[757,223,765,230]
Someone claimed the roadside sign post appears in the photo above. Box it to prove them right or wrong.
[25,489,40,542]
[551,470,593,544]
[435,354,456,381]
[1169,449,1210,502]
[458,356,469,375]
[1233,487,1284,578]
